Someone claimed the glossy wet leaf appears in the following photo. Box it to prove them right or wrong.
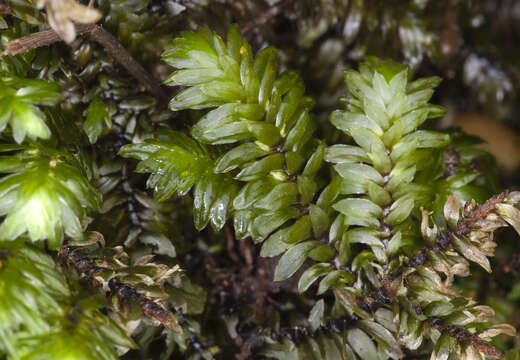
[274,241,317,281]
[83,99,111,144]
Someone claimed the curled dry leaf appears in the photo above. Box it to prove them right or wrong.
[461,345,482,360]
[496,203,520,235]
[451,235,491,273]
[421,207,438,244]
[36,0,102,43]
[478,323,517,340]
[472,305,495,323]
[473,213,507,233]
[505,191,520,205]
[444,195,461,230]
[479,239,497,257]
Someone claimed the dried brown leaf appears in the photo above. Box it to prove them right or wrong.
[479,323,517,340]
[36,0,101,43]
[496,203,520,235]
[451,235,491,273]
[444,195,461,230]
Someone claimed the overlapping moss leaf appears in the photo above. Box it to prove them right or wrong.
[0,145,100,248]
[0,241,134,360]
[0,77,61,143]
[122,26,332,262]
[0,8,514,358]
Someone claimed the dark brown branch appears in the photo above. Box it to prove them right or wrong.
[2,23,95,56]
[2,24,169,104]
[430,322,503,358]
[58,245,179,331]
[108,278,174,326]
[392,190,510,278]
[456,190,508,236]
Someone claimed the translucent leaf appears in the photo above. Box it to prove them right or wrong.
[330,110,383,137]
[284,111,313,152]
[345,70,383,107]
[386,196,414,226]
[348,228,383,247]
[451,235,491,272]
[372,72,392,104]
[298,263,333,293]
[309,204,329,237]
[260,231,291,257]
[169,86,213,110]
[325,144,370,164]
[83,99,110,144]
[274,241,317,281]
[0,153,99,247]
[303,142,325,177]
[386,166,416,192]
[405,88,434,112]
[443,194,461,230]
[274,216,312,245]
[255,182,298,210]
[251,207,300,241]
[309,299,325,332]
[333,198,383,219]
[358,320,403,359]
[424,301,455,317]
[215,143,269,173]
[407,76,442,93]
[164,67,225,86]
[308,244,335,262]
[383,108,429,146]
[431,333,453,360]
[297,176,317,204]
[334,163,384,185]
[479,324,517,340]
[139,234,176,258]
[496,203,520,235]
[375,308,397,333]
[402,130,450,148]
[346,329,377,360]
[235,154,284,181]
[317,270,353,294]
[367,182,391,206]
[233,179,276,210]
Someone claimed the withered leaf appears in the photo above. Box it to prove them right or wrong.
[36,0,102,43]
[451,234,491,273]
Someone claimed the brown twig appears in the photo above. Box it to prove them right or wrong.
[242,0,296,34]
[430,322,503,358]
[58,245,179,331]
[2,24,169,104]
[87,25,169,104]
[108,278,176,328]
[2,23,95,56]
[391,190,510,279]
[456,190,508,236]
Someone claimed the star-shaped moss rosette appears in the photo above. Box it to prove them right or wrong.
[0,77,61,143]
[0,145,100,248]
